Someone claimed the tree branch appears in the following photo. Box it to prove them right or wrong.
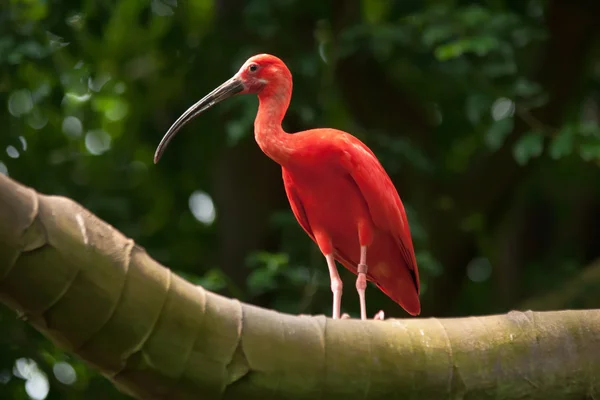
[0,173,599,399]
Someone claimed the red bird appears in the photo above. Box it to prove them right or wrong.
[154,54,420,320]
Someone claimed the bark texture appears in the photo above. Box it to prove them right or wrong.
[0,174,599,400]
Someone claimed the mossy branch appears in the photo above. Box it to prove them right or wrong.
[0,174,598,399]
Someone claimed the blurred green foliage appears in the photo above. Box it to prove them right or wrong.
[2,0,600,398]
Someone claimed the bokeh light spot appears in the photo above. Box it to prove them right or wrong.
[19,136,28,151]
[85,130,112,155]
[151,0,175,16]
[0,369,10,384]
[318,42,328,64]
[65,92,91,104]
[6,146,19,159]
[53,362,77,385]
[46,31,69,51]
[62,116,83,137]
[66,12,85,30]
[491,97,515,121]
[105,99,129,121]
[467,257,492,282]
[25,374,49,400]
[8,90,34,117]
[88,73,111,92]
[114,82,127,94]
[13,358,49,400]
[189,190,216,225]
[27,109,48,130]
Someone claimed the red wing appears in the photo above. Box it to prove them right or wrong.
[283,168,365,278]
[282,168,315,242]
[338,134,420,293]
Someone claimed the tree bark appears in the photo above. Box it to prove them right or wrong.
[0,173,599,400]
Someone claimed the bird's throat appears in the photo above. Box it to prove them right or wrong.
[254,90,294,166]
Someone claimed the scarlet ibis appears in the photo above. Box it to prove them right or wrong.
[154,54,420,320]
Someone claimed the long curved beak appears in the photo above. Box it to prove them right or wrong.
[153,77,244,163]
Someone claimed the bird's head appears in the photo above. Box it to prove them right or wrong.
[153,53,291,163]
[237,53,292,95]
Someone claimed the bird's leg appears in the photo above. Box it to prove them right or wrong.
[355,226,383,320]
[325,254,343,319]
[356,245,369,320]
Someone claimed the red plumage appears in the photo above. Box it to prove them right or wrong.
[154,53,421,319]
[282,129,420,315]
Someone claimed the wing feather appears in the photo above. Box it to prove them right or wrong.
[338,134,420,293]
[283,167,360,275]
[282,168,315,242]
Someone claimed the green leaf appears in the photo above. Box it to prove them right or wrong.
[459,5,490,27]
[0,36,15,62]
[362,0,392,24]
[422,25,454,47]
[151,0,174,16]
[513,78,542,98]
[485,117,514,151]
[434,41,466,61]
[196,268,228,292]
[482,60,517,78]
[415,251,443,277]
[92,96,129,122]
[578,139,600,162]
[513,131,544,165]
[466,93,491,125]
[435,36,500,61]
[549,126,574,159]
[469,36,500,56]
[247,268,278,296]
[246,251,290,295]
[577,122,600,137]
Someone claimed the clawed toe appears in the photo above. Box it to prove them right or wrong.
[337,310,385,320]
[373,310,385,320]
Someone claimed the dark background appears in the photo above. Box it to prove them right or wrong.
[2,0,600,398]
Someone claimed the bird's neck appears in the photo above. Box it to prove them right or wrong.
[254,84,294,166]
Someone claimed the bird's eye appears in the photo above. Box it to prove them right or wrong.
[248,64,258,72]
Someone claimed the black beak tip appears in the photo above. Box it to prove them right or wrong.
[153,147,162,164]
[152,77,243,167]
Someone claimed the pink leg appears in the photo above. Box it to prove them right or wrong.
[356,245,368,320]
[325,254,342,319]
[355,245,385,320]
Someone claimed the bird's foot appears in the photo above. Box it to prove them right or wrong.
[340,310,385,320]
